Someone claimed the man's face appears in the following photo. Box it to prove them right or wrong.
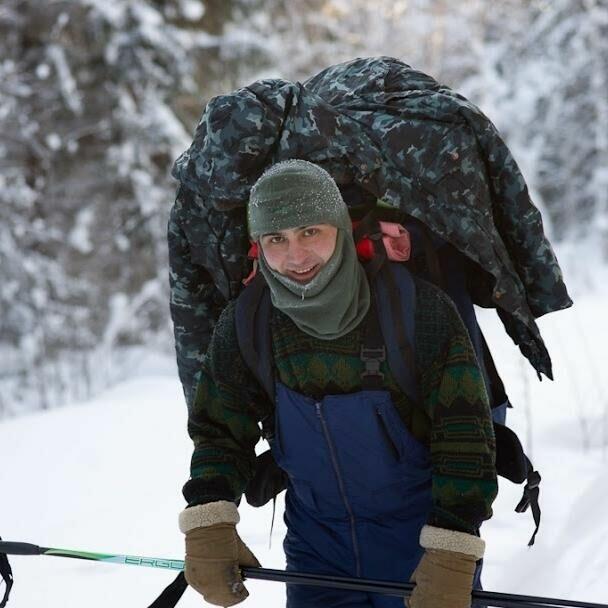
[259,223,338,283]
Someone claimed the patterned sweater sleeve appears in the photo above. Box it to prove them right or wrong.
[419,286,498,534]
[182,300,271,506]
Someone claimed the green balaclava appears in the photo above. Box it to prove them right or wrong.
[248,159,370,340]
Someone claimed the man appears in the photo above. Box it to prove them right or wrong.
[179,160,497,608]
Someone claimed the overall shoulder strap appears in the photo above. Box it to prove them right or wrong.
[372,262,419,406]
[234,274,275,404]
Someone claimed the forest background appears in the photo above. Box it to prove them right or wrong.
[1,0,607,417]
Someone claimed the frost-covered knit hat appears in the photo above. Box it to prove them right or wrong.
[248,159,351,239]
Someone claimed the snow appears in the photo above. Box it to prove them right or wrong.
[1,265,607,607]
[180,0,205,22]
[47,44,83,115]
[35,64,50,80]
[67,208,95,254]
[80,0,127,28]
[45,133,62,151]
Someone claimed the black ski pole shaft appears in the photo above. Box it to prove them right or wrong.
[242,568,608,608]
[474,589,608,608]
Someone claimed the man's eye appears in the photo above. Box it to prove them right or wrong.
[303,228,318,237]
[270,236,284,244]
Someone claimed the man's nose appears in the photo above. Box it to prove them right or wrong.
[287,240,310,264]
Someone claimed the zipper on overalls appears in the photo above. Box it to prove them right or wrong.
[315,401,362,577]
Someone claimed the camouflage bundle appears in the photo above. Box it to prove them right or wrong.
[169,56,572,407]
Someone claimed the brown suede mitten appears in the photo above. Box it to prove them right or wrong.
[185,523,261,607]
[407,548,477,608]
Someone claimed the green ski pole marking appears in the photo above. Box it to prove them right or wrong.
[5,544,186,571]
[43,548,185,571]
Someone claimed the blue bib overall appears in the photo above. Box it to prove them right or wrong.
[270,382,481,608]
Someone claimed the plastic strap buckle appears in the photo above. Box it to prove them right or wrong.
[360,346,386,379]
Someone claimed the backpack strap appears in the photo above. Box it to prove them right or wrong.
[372,262,419,406]
[353,209,402,394]
[353,213,418,402]
[360,299,386,391]
[235,273,275,407]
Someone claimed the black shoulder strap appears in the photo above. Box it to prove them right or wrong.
[360,299,386,391]
[372,262,419,406]
[235,273,275,404]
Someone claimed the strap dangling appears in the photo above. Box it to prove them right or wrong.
[147,572,188,608]
[515,464,542,546]
[269,496,278,550]
[0,536,14,608]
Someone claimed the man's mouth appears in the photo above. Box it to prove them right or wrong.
[286,264,320,282]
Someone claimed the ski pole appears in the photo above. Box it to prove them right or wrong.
[243,568,608,608]
[2,541,607,608]
[0,541,183,571]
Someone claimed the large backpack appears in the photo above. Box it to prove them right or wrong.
[235,210,541,546]
[169,58,573,416]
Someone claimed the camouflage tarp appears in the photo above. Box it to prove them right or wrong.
[169,56,572,408]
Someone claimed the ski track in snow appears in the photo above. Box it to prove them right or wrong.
[1,290,607,607]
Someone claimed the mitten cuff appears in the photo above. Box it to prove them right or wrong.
[179,501,239,534]
[419,525,485,559]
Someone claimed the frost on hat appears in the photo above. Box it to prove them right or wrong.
[247,159,351,239]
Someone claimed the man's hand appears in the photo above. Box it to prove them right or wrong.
[179,501,260,607]
[407,525,485,608]
[408,548,477,608]
[185,523,260,607]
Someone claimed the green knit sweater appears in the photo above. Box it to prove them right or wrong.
[183,278,497,534]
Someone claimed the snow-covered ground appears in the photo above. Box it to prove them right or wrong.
[1,260,607,607]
